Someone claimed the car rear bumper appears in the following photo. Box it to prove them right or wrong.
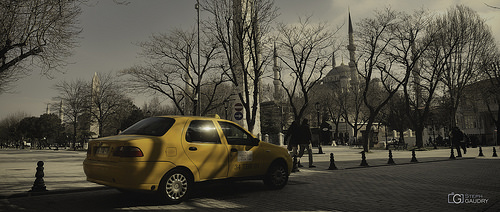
[83,159,176,191]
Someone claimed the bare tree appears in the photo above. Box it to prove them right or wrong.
[341,84,369,145]
[122,28,228,116]
[53,79,88,149]
[89,72,131,137]
[0,0,82,93]
[386,9,437,148]
[437,5,496,130]
[381,92,411,145]
[356,8,413,152]
[276,16,337,121]
[202,0,278,134]
[0,112,29,148]
[479,45,500,145]
[485,3,500,9]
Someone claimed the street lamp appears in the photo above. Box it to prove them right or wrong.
[195,0,201,116]
[315,102,324,154]
[315,102,320,127]
[223,99,229,120]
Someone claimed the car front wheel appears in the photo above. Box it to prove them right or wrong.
[159,169,192,204]
[263,162,288,189]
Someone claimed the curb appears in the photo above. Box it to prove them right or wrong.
[0,186,111,199]
[341,157,476,170]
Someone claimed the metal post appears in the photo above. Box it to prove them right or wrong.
[315,102,323,154]
[195,0,201,116]
[224,99,229,119]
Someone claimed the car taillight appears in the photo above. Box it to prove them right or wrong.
[113,146,144,157]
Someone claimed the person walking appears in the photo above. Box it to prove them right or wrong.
[284,120,300,155]
[297,119,315,168]
[320,119,332,146]
[450,127,465,157]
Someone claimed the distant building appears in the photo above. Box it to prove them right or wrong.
[260,42,292,144]
[456,78,499,145]
[230,0,261,136]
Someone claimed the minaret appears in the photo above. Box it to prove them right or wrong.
[347,9,358,83]
[46,104,50,114]
[231,0,261,136]
[90,72,100,138]
[59,100,64,124]
[332,51,336,68]
[273,42,281,102]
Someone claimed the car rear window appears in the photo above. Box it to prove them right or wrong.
[120,117,175,136]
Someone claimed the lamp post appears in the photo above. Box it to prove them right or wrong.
[223,99,229,120]
[195,0,201,116]
[315,102,324,154]
[315,102,320,127]
[385,124,388,150]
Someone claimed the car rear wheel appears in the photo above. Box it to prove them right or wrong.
[263,162,288,189]
[159,169,192,204]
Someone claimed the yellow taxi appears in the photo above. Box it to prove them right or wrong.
[83,116,292,203]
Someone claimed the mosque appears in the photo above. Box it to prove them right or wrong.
[320,11,359,93]
[260,11,361,144]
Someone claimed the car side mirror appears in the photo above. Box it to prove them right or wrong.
[251,137,260,146]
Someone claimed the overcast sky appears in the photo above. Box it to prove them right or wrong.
[0,0,499,120]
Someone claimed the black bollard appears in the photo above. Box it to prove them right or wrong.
[387,150,396,165]
[478,146,484,157]
[318,143,324,154]
[328,153,338,170]
[493,147,498,157]
[360,151,369,167]
[30,161,47,192]
[449,148,456,160]
[292,155,299,172]
[410,149,418,163]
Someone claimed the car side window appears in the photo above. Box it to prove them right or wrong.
[218,121,254,145]
[185,120,221,144]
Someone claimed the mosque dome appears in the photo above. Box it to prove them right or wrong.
[323,63,352,83]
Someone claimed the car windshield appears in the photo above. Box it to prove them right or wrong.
[120,117,175,136]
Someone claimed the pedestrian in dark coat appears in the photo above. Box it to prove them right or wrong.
[285,121,301,159]
[319,120,332,145]
[296,119,315,168]
[450,127,466,157]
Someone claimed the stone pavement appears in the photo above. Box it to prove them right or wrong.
[0,146,499,211]
[0,149,106,198]
[0,146,497,197]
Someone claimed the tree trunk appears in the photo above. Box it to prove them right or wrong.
[415,125,424,148]
[496,103,500,146]
[73,123,77,150]
[363,122,374,152]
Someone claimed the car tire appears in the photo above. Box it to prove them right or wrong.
[158,169,192,204]
[263,161,288,189]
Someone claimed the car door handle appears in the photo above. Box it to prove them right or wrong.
[189,147,197,151]
[231,148,238,153]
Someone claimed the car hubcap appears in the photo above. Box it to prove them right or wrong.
[165,173,187,200]
[272,166,287,185]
